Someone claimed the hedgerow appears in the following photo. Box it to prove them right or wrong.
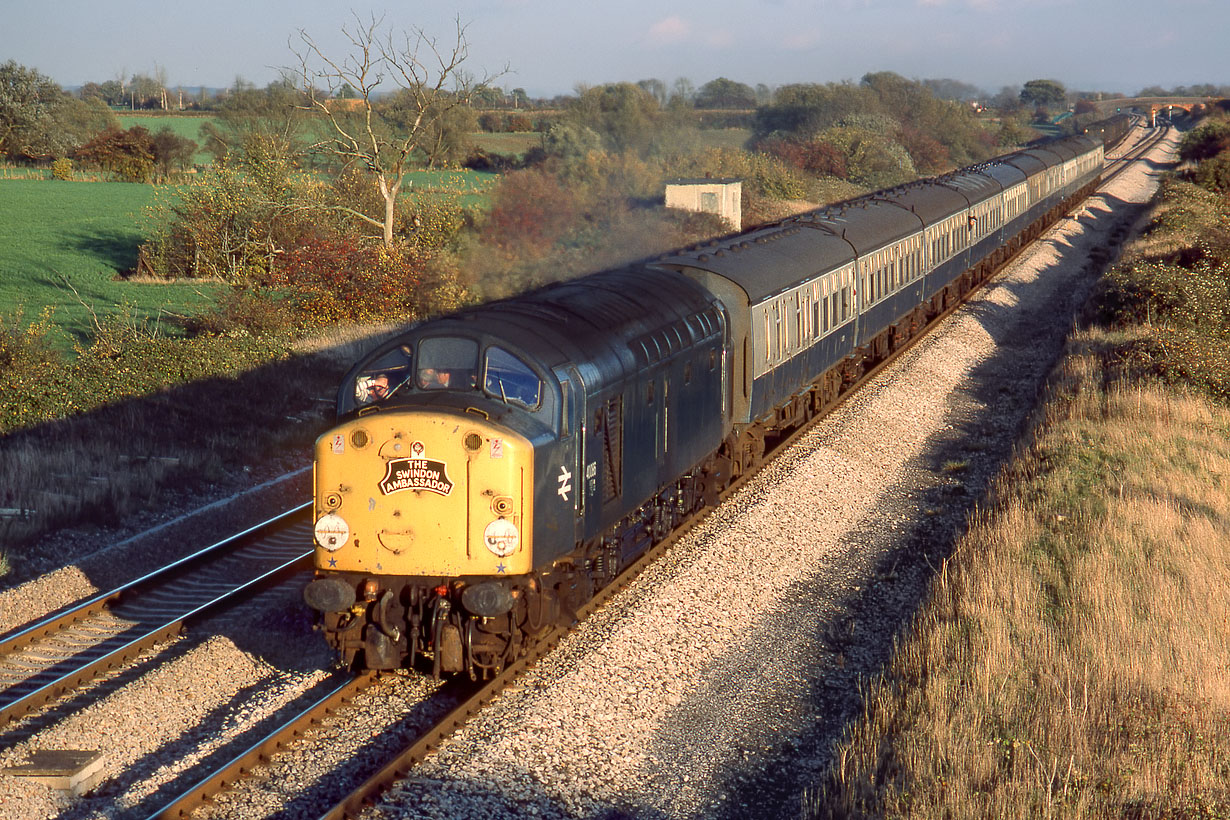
[0,305,289,435]
[1092,150,1230,403]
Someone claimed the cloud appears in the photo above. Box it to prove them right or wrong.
[647,15,691,45]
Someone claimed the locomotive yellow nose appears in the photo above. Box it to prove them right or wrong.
[313,411,533,576]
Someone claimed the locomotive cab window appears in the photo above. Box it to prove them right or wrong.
[483,346,541,409]
[352,344,414,407]
[416,337,478,390]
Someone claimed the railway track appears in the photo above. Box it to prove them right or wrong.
[0,503,313,732]
[1103,120,1165,177]
[128,127,1171,820]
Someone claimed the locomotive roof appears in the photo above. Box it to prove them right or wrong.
[654,222,855,304]
[430,266,721,385]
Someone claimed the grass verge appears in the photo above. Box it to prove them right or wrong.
[0,322,403,586]
[810,141,1230,819]
[813,332,1230,818]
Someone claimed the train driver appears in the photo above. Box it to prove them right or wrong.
[355,373,391,403]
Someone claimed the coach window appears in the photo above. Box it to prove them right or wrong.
[483,346,541,409]
[778,299,788,357]
[774,301,783,361]
[795,293,803,349]
[764,309,772,363]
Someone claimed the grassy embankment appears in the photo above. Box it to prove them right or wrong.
[810,174,1230,814]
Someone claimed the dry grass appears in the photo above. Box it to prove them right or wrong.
[0,340,353,585]
[812,328,1230,819]
[289,321,409,363]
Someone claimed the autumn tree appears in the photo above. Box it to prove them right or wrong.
[291,13,505,247]
[1019,79,1067,110]
[73,126,155,182]
[0,61,69,159]
[380,87,477,168]
[198,78,314,165]
[151,128,198,178]
[567,82,662,153]
[636,78,667,106]
[128,73,164,109]
[694,77,756,109]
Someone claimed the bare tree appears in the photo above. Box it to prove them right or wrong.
[291,13,505,247]
[153,63,170,110]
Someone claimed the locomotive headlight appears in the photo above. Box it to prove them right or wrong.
[483,519,519,557]
[314,513,350,551]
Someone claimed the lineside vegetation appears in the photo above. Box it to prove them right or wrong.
[810,117,1230,819]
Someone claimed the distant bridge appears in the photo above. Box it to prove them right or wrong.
[1089,96,1220,126]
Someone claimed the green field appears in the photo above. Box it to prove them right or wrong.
[0,180,219,347]
[403,167,498,209]
[698,127,753,150]
[471,131,542,158]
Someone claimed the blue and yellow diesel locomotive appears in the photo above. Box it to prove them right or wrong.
[304,132,1110,677]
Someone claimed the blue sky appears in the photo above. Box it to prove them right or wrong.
[4,0,1225,97]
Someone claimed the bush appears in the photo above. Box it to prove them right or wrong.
[1097,260,1230,330]
[1178,118,1230,163]
[481,169,580,258]
[671,147,807,200]
[817,125,917,189]
[270,237,462,326]
[143,154,326,281]
[1091,154,1230,405]
[73,126,155,183]
[183,287,295,337]
[1193,151,1230,195]
[0,307,68,431]
[898,124,950,173]
[506,114,534,132]
[51,158,73,180]
[404,195,467,251]
[758,137,849,179]
[1113,325,1230,403]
